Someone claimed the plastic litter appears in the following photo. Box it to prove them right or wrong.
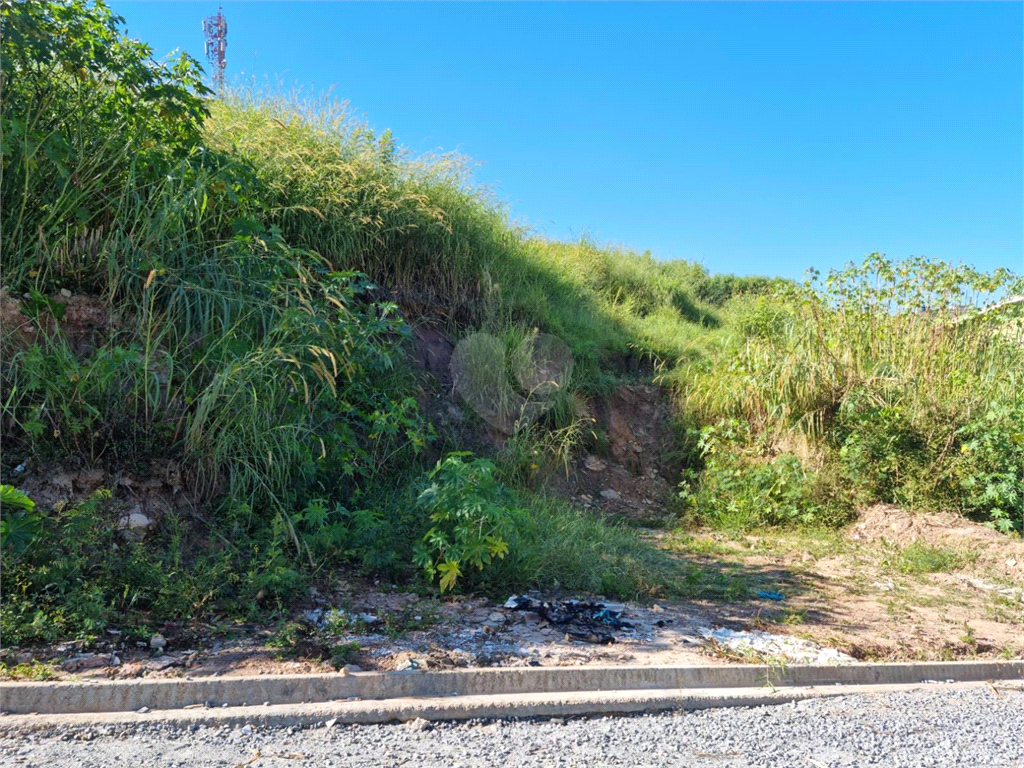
[699,626,854,664]
[504,595,634,644]
[756,590,786,601]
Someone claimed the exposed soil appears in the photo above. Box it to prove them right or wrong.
[6,461,191,532]
[0,289,122,357]
[658,512,1024,663]
[851,504,1024,584]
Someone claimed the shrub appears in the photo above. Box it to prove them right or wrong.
[695,274,780,307]
[950,403,1024,533]
[677,419,850,530]
[413,453,514,593]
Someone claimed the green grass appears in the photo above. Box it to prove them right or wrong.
[204,91,748,390]
[882,542,979,575]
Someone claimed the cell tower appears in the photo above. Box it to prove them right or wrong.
[202,6,228,92]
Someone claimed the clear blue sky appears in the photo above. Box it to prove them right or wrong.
[112,1,1022,280]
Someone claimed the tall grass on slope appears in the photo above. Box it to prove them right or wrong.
[205,89,772,387]
[206,86,520,322]
[672,254,1023,531]
[0,1,426,524]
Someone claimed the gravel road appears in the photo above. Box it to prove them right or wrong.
[2,685,1022,768]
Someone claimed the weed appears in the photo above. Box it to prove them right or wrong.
[0,661,60,681]
[883,542,978,575]
[413,453,514,593]
[959,622,977,647]
[378,608,438,640]
[330,642,362,669]
[3,0,1021,648]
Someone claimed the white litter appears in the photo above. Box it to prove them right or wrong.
[698,626,855,664]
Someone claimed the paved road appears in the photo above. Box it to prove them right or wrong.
[2,686,1022,767]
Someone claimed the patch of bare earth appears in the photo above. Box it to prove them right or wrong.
[661,507,1024,663]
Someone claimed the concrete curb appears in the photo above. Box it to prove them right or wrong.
[3,681,1020,732]
[2,660,1021,716]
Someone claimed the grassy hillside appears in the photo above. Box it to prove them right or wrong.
[1,1,1020,646]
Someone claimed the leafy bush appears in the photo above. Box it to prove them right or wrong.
[413,453,514,592]
[695,274,780,307]
[677,419,850,530]
[0,0,212,282]
[950,403,1024,533]
[0,485,41,555]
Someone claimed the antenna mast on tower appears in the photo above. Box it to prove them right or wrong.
[202,6,228,92]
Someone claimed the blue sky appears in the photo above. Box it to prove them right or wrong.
[112,1,1022,280]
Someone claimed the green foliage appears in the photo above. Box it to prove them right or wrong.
[1,0,212,279]
[205,90,726,385]
[695,274,781,307]
[413,453,513,592]
[950,403,1024,533]
[3,0,1020,650]
[676,254,1022,531]
[480,495,681,599]
[882,542,977,575]
[0,660,59,681]
[1,2,430,530]
[330,642,362,669]
[677,420,850,530]
[0,485,41,555]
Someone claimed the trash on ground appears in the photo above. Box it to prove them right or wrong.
[756,590,786,601]
[699,626,854,664]
[504,595,634,644]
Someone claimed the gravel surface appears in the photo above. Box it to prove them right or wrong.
[1,686,1022,767]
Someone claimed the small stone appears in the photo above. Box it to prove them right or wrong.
[343,664,362,674]
[406,717,432,732]
[61,654,108,672]
[59,288,72,298]
[117,508,152,533]
[137,706,150,714]
[599,489,619,501]
[14,652,33,665]
[584,455,607,472]
[241,725,254,736]
[149,633,167,651]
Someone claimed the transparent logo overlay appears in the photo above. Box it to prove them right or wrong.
[449,332,574,434]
